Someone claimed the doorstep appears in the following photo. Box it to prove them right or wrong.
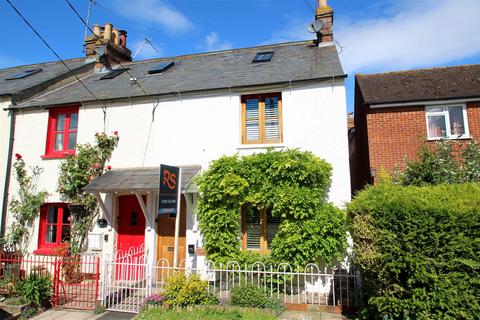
[32,310,135,320]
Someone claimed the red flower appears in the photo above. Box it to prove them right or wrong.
[15,153,22,160]
[113,131,118,136]
[107,165,112,170]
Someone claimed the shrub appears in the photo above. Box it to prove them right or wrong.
[164,273,217,307]
[196,149,347,267]
[348,183,480,319]
[19,273,53,308]
[264,296,286,315]
[230,283,268,308]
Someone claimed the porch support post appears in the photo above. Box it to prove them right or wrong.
[173,167,182,268]
[135,192,151,230]
[94,192,112,225]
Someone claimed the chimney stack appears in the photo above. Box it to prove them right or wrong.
[84,22,132,71]
[315,0,333,43]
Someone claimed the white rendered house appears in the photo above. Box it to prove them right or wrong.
[1,3,350,269]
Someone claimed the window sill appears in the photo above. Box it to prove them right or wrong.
[427,135,471,141]
[41,152,76,160]
[237,143,285,150]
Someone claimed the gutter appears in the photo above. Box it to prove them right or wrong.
[1,108,15,240]
[9,74,348,111]
[368,96,480,108]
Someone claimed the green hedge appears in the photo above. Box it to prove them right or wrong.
[348,183,480,319]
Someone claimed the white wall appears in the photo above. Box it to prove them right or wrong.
[6,79,351,258]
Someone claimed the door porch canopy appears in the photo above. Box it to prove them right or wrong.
[83,165,201,226]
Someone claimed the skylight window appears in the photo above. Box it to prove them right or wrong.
[5,68,43,80]
[148,61,174,75]
[252,52,274,63]
[100,68,129,80]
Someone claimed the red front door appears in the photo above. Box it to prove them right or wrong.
[116,195,146,254]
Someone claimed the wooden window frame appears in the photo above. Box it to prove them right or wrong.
[43,106,79,159]
[35,203,71,255]
[241,206,271,254]
[241,93,283,145]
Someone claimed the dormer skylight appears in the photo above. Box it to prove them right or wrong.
[252,52,274,63]
[148,61,174,75]
[100,68,129,80]
[5,68,43,80]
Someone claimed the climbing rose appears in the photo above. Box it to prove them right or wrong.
[113,131,118,136]
[107,165,112,170]
[92,163,100,168]
[15,153,22,160]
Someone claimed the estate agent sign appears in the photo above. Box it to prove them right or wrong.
[158,164,180,216]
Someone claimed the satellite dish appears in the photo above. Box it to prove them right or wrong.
[307,20,324,33]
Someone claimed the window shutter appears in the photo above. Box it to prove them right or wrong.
[264,97,279,141]
[245,98,260,142]
[266,210,280,249]
[246,207,261,249]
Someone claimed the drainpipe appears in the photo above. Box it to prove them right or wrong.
[1,108,16,241]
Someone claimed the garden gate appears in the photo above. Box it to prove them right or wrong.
[0,253,100,310]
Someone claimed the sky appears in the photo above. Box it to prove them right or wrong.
[1,0,480,112]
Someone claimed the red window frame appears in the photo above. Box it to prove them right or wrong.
[35,203,71,255]
[43,106,79,159]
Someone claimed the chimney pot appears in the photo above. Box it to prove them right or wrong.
[93,24,101,37]
[112,28,120,46]
[104,22,113,42]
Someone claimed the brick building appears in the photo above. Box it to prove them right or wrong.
[353,64,480,190]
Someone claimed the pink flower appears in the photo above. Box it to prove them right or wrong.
[67,216,72,222]
[92,163,100,168]
[15,153,22,160]
[107,165,112,170]
[113,131,118,136]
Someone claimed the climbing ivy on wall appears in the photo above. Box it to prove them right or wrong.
[196,149,347,267]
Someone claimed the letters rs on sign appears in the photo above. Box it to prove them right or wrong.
[158,164,180,216]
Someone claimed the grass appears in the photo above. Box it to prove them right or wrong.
[134,306,278,320]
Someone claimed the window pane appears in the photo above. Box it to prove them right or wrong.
[62,208,71,224]
[68,132,77,150]
[264,97,279,141]
[246,207,260,249]
[54,133,64,151]
[427,107,443,113]
[245,99,260,141]
[56,114,66,131]
[47,207,58,223]
[69,113,78,129]
[427,115,446,138]
[448,106,465,136]
[61,226,71,242]
[46,225,57,243]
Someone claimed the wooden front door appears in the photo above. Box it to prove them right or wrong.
[157,195,187,266]
[117,195,146,253]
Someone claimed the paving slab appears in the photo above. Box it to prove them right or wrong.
[279,311,345,320]
[33,310,135,320]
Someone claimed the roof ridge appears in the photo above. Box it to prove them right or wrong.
[0,57,87,72]
[356,63,480,78]
[123,39,317,66]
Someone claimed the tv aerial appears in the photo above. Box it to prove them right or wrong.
[307,20,324,33]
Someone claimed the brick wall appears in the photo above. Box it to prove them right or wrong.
[366,102,480,183]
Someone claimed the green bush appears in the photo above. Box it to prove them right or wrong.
[196,149,347,267]
[19,273,53,308]
[230,283,268,308]
[348,183,480,319]
[164,273,218,307]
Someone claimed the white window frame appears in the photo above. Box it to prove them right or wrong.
[425,104,470,140]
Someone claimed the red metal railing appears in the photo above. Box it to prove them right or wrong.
[0,252,100,310]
